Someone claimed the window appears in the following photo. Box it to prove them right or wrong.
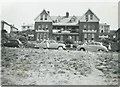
[101,30,104,33]
[92,34,94,38]
[86,15,88,21]
[41,15,43,20]
[42,25,45,30]
[92,25,95,29]
[88,25,90,29]
[38,25,41,30]
[84,34,87,38]
[46,25,48,30]
[45,15,47,20]
[92,34,94,40]
[90,15,93,20]
[84,25,87,28]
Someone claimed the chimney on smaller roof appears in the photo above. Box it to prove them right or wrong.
[66,12,69,18]
[47,11,50,15]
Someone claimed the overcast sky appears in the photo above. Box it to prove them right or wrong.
[1,0,119,32]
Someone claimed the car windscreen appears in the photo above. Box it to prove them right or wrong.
[94,42,101,45]
[49,40,56,43]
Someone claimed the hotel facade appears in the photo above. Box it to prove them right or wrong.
[34,9,100,43]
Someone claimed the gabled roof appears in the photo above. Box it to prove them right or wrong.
[35,9,100,24]
[68,15,78,23]
[34,9,53,21]
[86,9,100,20]
[80,9,100,21]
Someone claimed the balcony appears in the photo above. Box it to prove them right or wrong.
[36,30,49,32]
[83,30,97,33]
[99,35,108,38]
[61,30,70,33]
[53,30,71,34]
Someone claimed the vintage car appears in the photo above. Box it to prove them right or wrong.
[37,40,66,50]
[3,39,24,48]
[77,41,108,52]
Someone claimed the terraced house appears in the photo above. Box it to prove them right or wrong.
[34,9,100,43]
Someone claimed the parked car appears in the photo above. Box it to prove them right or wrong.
[24,42,39,49]
[37,40,66,50]
[65,44,78,48]
[3,39,24,48]
[77,41,108,52]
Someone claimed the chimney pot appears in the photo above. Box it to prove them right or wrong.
[66,12,69,18]
[47,11,50,14]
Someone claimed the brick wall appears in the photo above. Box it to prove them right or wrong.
[34,22,53,40]
[79,22,99,41]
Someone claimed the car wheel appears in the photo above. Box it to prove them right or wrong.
[58,46,63,50]
[80,48,85,51]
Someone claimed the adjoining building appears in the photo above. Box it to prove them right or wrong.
[99,23,110,40]
[34,9,100,42]
[21,24,34,31]
[115,28,120,51]
[21,24,34,41]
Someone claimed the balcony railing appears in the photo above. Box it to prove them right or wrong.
[53,29,79,33]
[61,30,70,33]
[53,30,71,33]
[36,30,49,32]
[83,30,97,33]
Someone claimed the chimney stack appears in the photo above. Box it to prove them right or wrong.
[47,11,50,14]
[66,12,69,18]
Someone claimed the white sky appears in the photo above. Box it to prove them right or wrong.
[1,0,119,32]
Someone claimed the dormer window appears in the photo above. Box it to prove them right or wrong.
[86,15,88,21]
[90,15,93,20]
[45,15,47,20]
[41,15,43,20]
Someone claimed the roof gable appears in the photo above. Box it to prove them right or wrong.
[34,9,52,22]
[68,16,78,23]
[80,9,100,22]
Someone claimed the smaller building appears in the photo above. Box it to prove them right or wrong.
[21,24,34,31]
[99,23,110,40]
[109,30,116,40]
[21,24,35,41]
[115,28,120,51]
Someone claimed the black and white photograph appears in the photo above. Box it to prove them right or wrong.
[1,0,120,86]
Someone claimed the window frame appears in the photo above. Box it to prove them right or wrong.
[45,15,47,20]
[85,15,88,21]
[90,15,93,20]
